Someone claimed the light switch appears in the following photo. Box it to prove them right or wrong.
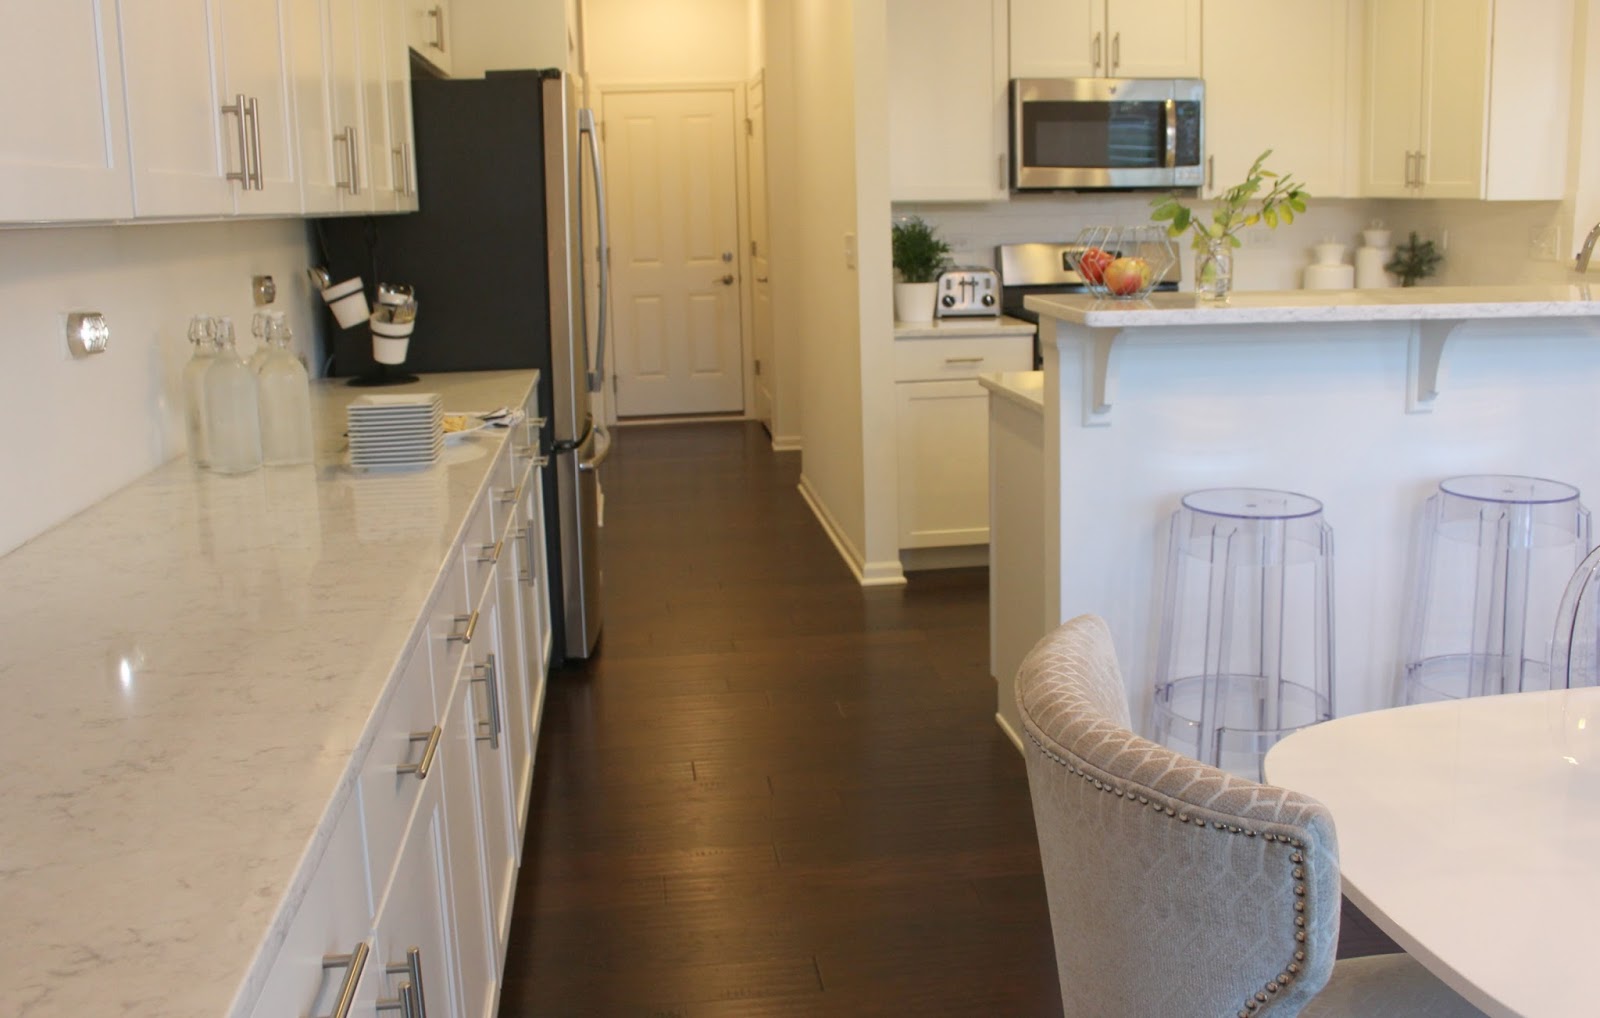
[65,312,109,357]
[844,232,857,270]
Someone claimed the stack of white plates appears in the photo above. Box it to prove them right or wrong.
[347,393,444,469]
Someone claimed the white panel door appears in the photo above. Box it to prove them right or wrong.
[406,0,451,75]
[604,89,745,417]
[215,0,302,214]
[0,1,133,222]
[368,772,455,1018]
[1010,0,1100,78]
[119,0,234,216]
[747,77,774,432]
[1202,0,1353,198]
[1104,0,1201,77]
[285,0,344,212]
[896,379,992,549]
[441,667,496,1018]
[385,0,419,211]
[494,511,534,852]
[328,0,374,211]
[466,577,517,961]
[1362,0,1425,197]
[357,0,399,212]
[1418,0,1490,199]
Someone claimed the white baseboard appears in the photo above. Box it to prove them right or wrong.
[616,413,749,427]
[797,474,906,587]
[995,712,1024,755]
[771,434,802,452]
[901,545,989,572]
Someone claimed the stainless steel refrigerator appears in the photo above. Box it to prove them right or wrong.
[318,68,610,662]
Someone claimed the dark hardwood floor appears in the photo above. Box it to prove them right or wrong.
[498,421,1396,1016]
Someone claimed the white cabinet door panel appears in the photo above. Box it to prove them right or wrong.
[285,0,344,212]
[1010,0,1100,78]
[369,771,455,1018]
[1418,0,1489,199]
[896,379,993,549]
[119,0,234,216]
[328,0,373,211]
[1362,0,1425,196]
[406,0,452,76]
[1104,0,1199,77]
[0,1,133,221]
[217,0,304,214]
[441,672,497,1018]
[358,0,399,211]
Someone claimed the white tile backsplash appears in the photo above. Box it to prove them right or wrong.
[0,218,319,556]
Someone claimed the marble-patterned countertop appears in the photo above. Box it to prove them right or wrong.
[894,314,1036,338]
[0,370,537,1018]
[978,370,1044,413]
[1026,284,1600,327]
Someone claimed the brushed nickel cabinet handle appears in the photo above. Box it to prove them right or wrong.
[318,942,370,1018]
[1112,32,1121,72]
[246,95,264,189]
[477,539,503,564]
[533,455,550,468]
[496,487,518,504]
[222,93,250,186]
[374,982,417,1018]
[448,610,478,645]
[944,356,985,365]
[428,6,446,51]
[396,726,442,779]
[472,654,502,749]
[1206,154,1215,192]
[385,947,429,1018]
[1093,31,1102,71]
[1415,150,1426,188]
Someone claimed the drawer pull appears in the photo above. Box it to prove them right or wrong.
[496,487,518,505]
[449,610,478,645]
[375,982,417,1018]
[471,654,502,749]
[944,356,985,365]
[396,725,442,779]
[533,455,550,468]
[318,941,370,1018]
[478,539,503,564]
[384,947,430,1018]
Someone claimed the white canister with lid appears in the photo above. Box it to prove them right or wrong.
[1304,241,1354,290]
[1355,225,1394,288]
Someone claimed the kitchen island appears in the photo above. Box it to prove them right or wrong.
[1005,285,1600,737]
[0,371,547,1018]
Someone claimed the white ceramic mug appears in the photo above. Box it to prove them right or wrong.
[321,277,369,329]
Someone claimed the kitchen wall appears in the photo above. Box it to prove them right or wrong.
[451,0,581,77]
[0,219,318,556]
[1382,200,1575,287]
[747,0,765,80]
[583,0,751,84]
[763,0,804,449]
[896,196,1383,292]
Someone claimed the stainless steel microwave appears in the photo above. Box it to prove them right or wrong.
[1011,78,1204,191]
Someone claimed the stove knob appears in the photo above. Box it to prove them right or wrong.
[981,294,995,307]
[941,294,956,307]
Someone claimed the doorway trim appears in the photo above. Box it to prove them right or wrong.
[593,81,756,427]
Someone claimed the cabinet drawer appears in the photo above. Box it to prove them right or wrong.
[246,797,371,1018]
[485,441,520,536]
[358,635,438,906]
[426,551,471,709]
[462,490,497,604]
[893,335,1032,381]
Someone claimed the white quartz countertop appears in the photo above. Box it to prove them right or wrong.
[1025,284,1600,327]
[0,370,537,1018]
[978,370,1044,412]
[894,314,1036,338]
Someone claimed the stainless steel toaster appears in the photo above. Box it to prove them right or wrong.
[934,267,1001,317]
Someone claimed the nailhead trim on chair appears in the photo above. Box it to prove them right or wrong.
[1024,729,1311,1018]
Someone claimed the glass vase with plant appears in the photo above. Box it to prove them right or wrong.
[1150,150,1309,302]
[891,216,951,323]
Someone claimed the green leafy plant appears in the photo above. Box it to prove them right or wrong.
[1150,150,1309,250]
[1385,231,1443,287]
[891,216,951,284]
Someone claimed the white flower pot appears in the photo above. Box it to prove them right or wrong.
[894,282,937,324]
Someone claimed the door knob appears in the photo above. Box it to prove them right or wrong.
[718,274,735,285]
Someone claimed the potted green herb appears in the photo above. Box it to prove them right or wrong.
[1385,232,1443,287]
[891,216,951,323]
[1150,150,1308,301]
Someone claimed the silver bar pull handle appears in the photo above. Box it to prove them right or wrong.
[533,454,550,468]
[374,982,417,1018]
[428,6,446,51]
[386,948,429,1018]
[1112,32,1121,72]
[1092,31,1102,71]
[246,95,264,189]
[577,426,613,473]
[579,108,610,392]
[472,654,502,748]
[318,942,371,1018]
[222,94,250,186]
[1414,150,1426,188]
[1206,154,1215,192]
[396,725,442,779]
[1163,99,1177,170]
[496,487,518,505]
[944,356,985,365]
[478,540,503,564]
[404,141,413,196]
[997,153,1006,192]
[448,610,479,645]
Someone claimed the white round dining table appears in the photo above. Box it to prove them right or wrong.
[1265,687,1600,1018]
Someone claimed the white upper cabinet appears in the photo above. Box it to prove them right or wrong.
[358,0,402,212]
[888,0,1009,202]
[1363,0,1571,200]
[1202,0,1357,198]
[0,2,133,222]
[1011,0,1200,79]
[285,0,345,212]
[216,0,304,215]
[406,0,452,76]
[387,0,420,211]
[327,0,375,211]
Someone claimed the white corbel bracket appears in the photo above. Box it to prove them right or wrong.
[1081,327,1127,427]
[1406,319,1463,413]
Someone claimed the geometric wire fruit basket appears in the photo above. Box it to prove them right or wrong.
[1066,225,1178,300]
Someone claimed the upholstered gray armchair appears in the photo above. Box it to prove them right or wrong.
[1015,615,1485,1018]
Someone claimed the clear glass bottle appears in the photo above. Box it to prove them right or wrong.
[203,317,262,474]
[257,313,315,466]
[182,316,217,468]
[247,311,274,374]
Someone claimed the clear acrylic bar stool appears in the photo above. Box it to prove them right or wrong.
[1401,475,1591,703]
[1551,545,1600,689]
[1149,488,1335,779]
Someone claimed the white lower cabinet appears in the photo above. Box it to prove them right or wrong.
[362,769,455,1018]
[463,570,519,960]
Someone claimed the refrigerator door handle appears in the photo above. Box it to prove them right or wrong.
[578,108,610,395]
[577,425,612,473]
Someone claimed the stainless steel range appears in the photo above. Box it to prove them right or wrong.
[997,241,1179,366]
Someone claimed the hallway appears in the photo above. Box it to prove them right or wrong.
[499,421,1061,1014]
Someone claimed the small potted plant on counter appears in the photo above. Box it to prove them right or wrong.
[1385,231,1444,287]
[891,216,950,323]
[1150,150,1308,302]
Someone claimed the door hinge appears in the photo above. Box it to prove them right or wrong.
[754,358,762,376]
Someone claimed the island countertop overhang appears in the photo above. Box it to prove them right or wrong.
[1025,284,1600,329]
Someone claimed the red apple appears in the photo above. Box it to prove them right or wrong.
[1078,247,1113,285]
[1103,256,1150,296]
